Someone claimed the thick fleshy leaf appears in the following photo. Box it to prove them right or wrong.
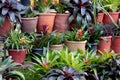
[86,12,92,22]
[0,3,4,8]
[7,0,16,3]
[0,15,5,26]
[1,0,6,3]
[73,7,79,17]
[57,75,65,80]
[8,11,15,22]
[81,0,88,4]
[68,15,74,24]
[11,3,25,11]
[15,12,21,22]
[73,0,79,4]
[76,13,82,26]
[2,8,8,15]
[81,7,86,16]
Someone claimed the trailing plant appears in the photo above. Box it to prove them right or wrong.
[0,0,25,26]
[42,67,87,80]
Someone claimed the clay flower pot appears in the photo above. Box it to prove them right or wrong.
[97,13,104,23]
[103,12,120,24]
[111,36,120,53]
[54,13,69,32]
[50,44,63,51]
[65,40,87,52]
[37,13,56,33]
[21,17,38,33]
[97,36,112,53]
[0,17,12,37]
[8,49,27,64]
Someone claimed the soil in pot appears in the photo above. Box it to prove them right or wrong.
[111,36,120,53]
[50,44,63,51]
[53,14,69,32]
[37,13,56,33]
[97,36,112,53]
[21,17,38,33]
[65,40,87,52]
[8,49,27,64]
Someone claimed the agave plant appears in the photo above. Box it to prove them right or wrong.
[0,0,25,26]
[42,67,87,80]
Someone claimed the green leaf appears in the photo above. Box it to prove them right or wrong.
[0,15,5,26]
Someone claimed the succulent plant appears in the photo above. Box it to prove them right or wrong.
[42,67,87,80]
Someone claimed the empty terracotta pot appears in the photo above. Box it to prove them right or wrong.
[50,44,63,51]
[111,36,120,53]
[97,36,112,53]
[21,17,38,33]
[37,13,56,33]
[54,13,69,32]
[8,49,27,64]
[65,40,87,52]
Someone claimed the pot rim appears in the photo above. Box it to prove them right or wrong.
[8,48,26,51]
[65,40,87,43]
[39,13,56,16]
[50,44,64,47]
[101,36,112,39]
[21,16,38,20]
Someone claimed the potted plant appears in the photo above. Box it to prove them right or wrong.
[64,28,89,51]
[49,32,64,50]
[68,0,94,29]
[5,27,31,63]
[0,0,25,37]
[111,25,120,53]
[87,23,103,52]
[101,0,120,24]
[53,0,70,32]
[35,0,56,33]
[21,6,39,33]
[0,57,25,80]
[97,24,114,53]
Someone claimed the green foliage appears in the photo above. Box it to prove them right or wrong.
[0,57,25,80]
[35,0,53,13]
[49,32,64,45]
[30,49,60,76]
[102,0,120,12]
[5,27,32,50]
[64,28,89,41]
[53,0,69,13]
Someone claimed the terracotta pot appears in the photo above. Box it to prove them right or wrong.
[65,40,87,52]
[8,49,27,64]
[103,12,120,24]
[0,17,12,37]
[21,17,38,33]
[97,13,104,23]
[97,36,112,53]
[50,44,63,51]
[111,36,120,53]
[53,13,69,32]
[37,13,56,33]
